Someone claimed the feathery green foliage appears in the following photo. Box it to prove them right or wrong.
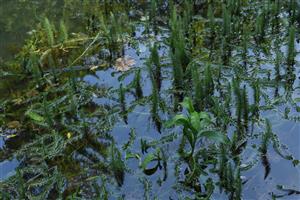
[0,1,299,199]
[59,20,68,43]
[222,4,231,37]
[133,69,143,99]
[287,25,295,66]
[191,66,203,112]
[43,17,55,46]
[150,43,161,90]
[119,83,127,123]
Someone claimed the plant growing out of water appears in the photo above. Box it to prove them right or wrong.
[140,148,163,176]
[119,83,127,124]
[251,81,261,118]
[204,64,214,99]
[44,17,55,46]
[147,60,161,132]
[255,10,266,42]
[222,4,231,38]
[167,97,228,157]
[191,66,204,112]
[149,0,158,33]
[241,24,250,66]
[169,5,190,71]
[207,4,216,49]
[260,119,272,179]
[287,25,296,67]
[133,69,143,99]
[232,78,249,136]
[288,0,297,24]
[166,98,232,197]
[102,12,131,58]
[150,43,162,90]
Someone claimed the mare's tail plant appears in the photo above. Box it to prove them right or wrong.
[119,84,127,124]
[222,4,231,38]
[59,20,68,43]
[148,60,160,130]
[150,43,162,90]
[242,86,249,131]
[252,81,261,119]
[287,25,295,67]
[204,64,214,107]
[191,66,203,112]
[260,119,272,179]
[43,17,55,47]
[255,10,266,42]
[133,69,143,99]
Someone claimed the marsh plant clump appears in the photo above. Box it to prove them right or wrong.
[0,0,300,200]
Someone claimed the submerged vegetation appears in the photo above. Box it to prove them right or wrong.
[0,0,300,199]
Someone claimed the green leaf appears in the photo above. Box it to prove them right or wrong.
[198,112,210,120]
[199,130,228,143]
[190,112,200,131]
[184,128,196,148]
[140,153,156,170]
[165,114,189,128]
[181,97,194,113]
[25,110,45,122]
[125,151,140,160]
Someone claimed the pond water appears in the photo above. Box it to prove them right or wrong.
[0,1,300,200]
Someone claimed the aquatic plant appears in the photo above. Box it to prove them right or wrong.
[167,98,228,156]
[119,83,127,124]
[222,4,231,38]
[133,69,143,99]
[169,5,190,71]
[147,59,160,131]
[255,10,266,41]
[287,25,296,67]
[204,64,214,100]
[241,24,250,66]
[191,66,203,112]
[43,17,55,46]
[207,4,216,47]
[252,81,261,118]
[288,0,297,24]
[59,20,68,43]
[260,119,272,179]
[150,43,161,90]
[1,1,300,199]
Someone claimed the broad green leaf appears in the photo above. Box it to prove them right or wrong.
[25,110,45,122]
[199,112,210,120]
[125,152,140,160]
[200,118,212,128]
[165,114,189,128]
[140,153,156,170]
[199,130,228,143]
[173,114,189,125]
[181,97,194,113]
[190,112,200,131]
